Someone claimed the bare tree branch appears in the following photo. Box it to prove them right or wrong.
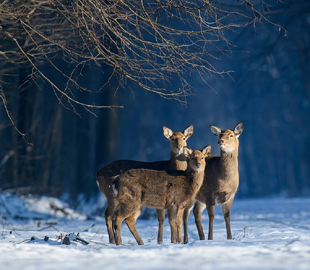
[0,85,30,144]
[0,0,285,109]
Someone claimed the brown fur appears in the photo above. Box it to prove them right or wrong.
[112,145,211,245]
[183,123,243,243]
[96,125,193,244]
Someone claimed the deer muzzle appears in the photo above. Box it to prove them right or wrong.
[218,139,225,146]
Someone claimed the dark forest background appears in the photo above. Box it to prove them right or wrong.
[0,1,310,206]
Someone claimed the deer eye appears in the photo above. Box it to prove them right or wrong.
[230,135,234,138]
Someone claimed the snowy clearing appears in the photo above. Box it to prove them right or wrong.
[1,192,310,270]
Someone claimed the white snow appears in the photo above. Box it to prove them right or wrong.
[1,192,310,270]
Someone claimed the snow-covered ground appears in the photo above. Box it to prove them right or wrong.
[0,192,310,270]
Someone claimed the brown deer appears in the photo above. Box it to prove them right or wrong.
[111,145,211,245]
[183,122,243,243]
[96,125,193,244]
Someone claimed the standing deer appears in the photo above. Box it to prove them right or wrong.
[111,145,211,245]
[183,122,243,243]
[96,125,193,244]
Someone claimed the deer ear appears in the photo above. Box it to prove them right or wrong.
[234,122,243,138]
[183,146,193,159]
[210,125,221,137]
[201,145,211,157]
[183,125,193,139]
[163,126,173,139]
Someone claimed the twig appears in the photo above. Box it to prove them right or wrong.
[0,86,31,145]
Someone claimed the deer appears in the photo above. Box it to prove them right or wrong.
[96,125,194,244]
[111,145,211,245]
[183,122,243,243]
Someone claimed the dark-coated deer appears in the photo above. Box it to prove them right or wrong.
[96,125,193,244]
[183,123,243,243]
[111,145,211,245]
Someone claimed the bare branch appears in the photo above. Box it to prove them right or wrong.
[0,85,30,144]
[0,0,286,107]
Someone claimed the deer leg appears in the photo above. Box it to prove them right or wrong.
[183,207,190,244]
[105,202,116,244]
[176,208,184,244]
[113,212,124,246]
[156,209,165,244]
[222,199,234,240]
[113,202,139,245]
[193,201,206,240]
[206,204,215,240]
[125,207,144,245]
[167,207,178,244]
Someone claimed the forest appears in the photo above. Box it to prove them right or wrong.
[0,0,310,205]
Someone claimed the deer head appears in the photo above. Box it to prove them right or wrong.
[163,125,194,155]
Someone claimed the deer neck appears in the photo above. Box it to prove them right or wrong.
[219,149,239,177]
[186,169,205,192]
[168,151,187,171]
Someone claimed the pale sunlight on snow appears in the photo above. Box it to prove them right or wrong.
[0,193,310,270]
